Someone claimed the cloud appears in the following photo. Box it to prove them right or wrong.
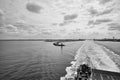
[98,9,113,16]
[0,9,4,17]
[14,22,33,30]
[95,19,112,23]
[4,24,18,33]
[59,21,69,26]
[88,20,94,25]
[0,20,55,36]
[108,23,120,31]
[26,2,43,13]
[0,24,18,35]
[0,9,4,27]
[52,23,58,26]
[13,22,39,35]
[0,27,5,34]
[88,19,112,25]
[59,20,77,26]
[40,28,54,35]
[0,21,39,35]
[88,7,113,16]
[98,0,112,4]
[88,7,98,16]
[64,14,78,20]
[41,31,52,35]
[59,29,66,33]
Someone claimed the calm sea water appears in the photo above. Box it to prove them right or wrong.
[0,41,83,80]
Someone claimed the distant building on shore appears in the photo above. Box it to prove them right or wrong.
[113,36,115,40]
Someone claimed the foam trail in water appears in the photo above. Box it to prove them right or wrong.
[60,42,87,80]
[60,41,120,80]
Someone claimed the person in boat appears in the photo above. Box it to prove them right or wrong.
[76,63,91,80]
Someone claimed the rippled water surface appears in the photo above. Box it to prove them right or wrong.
[0,41,83,80]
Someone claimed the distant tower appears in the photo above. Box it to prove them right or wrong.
[113,36,115,39]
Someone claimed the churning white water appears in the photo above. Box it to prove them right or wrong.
[60,40,120,80]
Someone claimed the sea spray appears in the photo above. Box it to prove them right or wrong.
[86,41,120,72]
[101,46,120,70]
[60,43,87,80]
[60,41,120,80]
[93,43,120,72]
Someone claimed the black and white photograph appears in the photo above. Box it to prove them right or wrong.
[0,0,120,80]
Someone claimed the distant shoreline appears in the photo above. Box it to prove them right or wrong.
[0,39,120,42]
[0,39,85,42]
[94,39,120,42]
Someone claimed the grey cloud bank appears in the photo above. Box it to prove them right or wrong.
[98,0,112,4]
[108,23,120,31]
[26,2,43,13]
[88,7,113,16]
[88,19,112,25]
[0,9,4,27]
[64,14,78,20]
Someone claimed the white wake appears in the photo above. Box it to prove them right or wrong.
[60,41,120,80]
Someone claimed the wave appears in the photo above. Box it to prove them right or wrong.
[60,41,120,80]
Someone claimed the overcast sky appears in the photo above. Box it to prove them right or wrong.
[0,0,120,39]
